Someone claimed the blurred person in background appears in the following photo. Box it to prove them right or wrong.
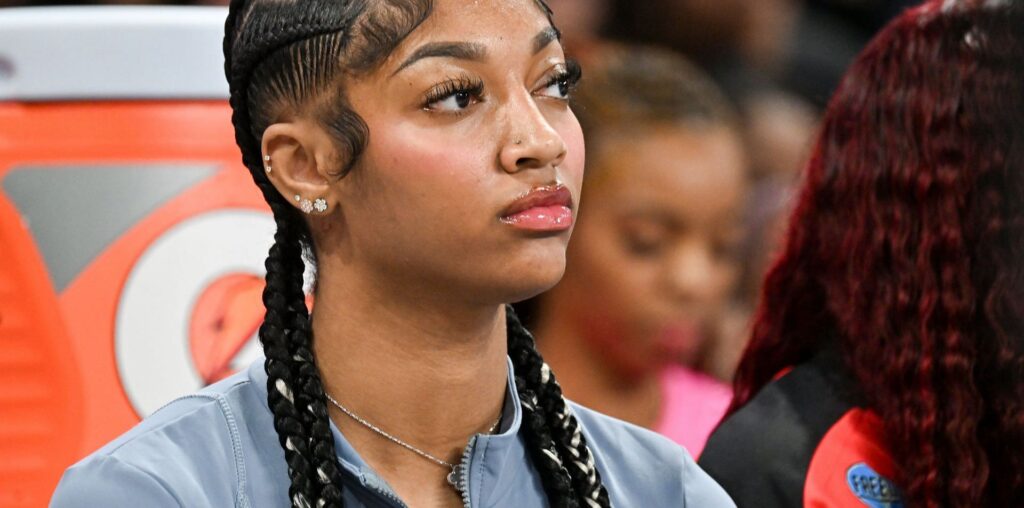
[603,1,824,385]
[700,0,1024,506]
[527,44,748,456]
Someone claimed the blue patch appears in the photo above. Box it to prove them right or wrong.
[846,463,905,508]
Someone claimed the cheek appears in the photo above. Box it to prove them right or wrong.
[370,122,489,186]
[346,120,500,263]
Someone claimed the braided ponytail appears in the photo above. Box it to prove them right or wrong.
[508,306,612,508]
[224,1,611,506]
[225,2,352,504]
[260,204,329,508]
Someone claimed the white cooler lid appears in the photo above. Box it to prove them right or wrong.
[0,6,229,100]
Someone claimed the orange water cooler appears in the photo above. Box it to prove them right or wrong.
[0,7,272,506]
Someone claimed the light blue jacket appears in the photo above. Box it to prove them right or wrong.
[51,358,735,507]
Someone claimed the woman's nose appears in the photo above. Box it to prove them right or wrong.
[499,97,567,173]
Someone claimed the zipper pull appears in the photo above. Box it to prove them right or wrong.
[446,466,462,492]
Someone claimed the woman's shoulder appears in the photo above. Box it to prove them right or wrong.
[568,401,736,508]
[696,367,821,508]
[50,367,266,507]
[697,346,893,508]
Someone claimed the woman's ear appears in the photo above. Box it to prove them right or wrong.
[261,120,339,215]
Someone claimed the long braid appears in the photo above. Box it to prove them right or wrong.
[226,2,327,505]
[226,2,350,505]
[512,366,577,505]
[291,310,346,506]
[274,227,346,507]
[261,209,324,508]
[507,306,612,508]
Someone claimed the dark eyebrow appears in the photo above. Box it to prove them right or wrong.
[532,26,561,55]
[393,41,488,75]
[392,27,562,76]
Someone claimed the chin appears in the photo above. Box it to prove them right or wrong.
[498,245,568,303]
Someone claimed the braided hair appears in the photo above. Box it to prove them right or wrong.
[222,1,611,506]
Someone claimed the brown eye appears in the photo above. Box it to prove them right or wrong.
[535,60,581,101]
[423,76,485,114]
[427,90,479,112]
[538,77,570,99]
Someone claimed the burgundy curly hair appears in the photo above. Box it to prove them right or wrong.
[729,1,1024,506]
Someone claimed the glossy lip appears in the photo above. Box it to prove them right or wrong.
[499,184,573,219]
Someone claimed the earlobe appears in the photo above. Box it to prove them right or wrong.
[261,121,336,214]
[294,195,330,215]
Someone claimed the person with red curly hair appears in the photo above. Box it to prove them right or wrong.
[698,0,1024,507]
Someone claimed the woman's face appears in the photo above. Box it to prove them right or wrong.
[558,125,747,378]
[326,0,584,305]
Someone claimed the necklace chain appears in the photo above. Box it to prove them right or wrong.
[323,393,502,471]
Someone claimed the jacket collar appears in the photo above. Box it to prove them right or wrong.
[248,357,528,505]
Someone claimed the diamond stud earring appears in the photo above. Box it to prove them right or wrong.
[263,155,272,173]
[295,195,327,214]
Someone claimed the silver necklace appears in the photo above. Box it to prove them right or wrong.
[324,393,502,491]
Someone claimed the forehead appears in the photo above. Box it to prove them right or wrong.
[390,0,553,56]
[428,0,549,26]
[600,127,744,182]
[589,127,747,217]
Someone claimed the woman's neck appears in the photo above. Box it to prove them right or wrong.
[310,266,509,467]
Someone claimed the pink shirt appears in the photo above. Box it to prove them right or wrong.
[653,365,733,458]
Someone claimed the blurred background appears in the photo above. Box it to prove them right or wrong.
[0,1,916,506]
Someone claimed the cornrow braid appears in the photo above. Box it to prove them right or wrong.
[225,1,612,506]
[507,306,612,508]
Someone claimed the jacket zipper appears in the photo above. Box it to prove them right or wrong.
[352,437,479,508]
[455,435,477,508]
[357,470,409,508]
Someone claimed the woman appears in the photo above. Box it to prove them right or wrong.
[50,1,734,507]
[699,1,1023,507]
[529,44,746,456]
